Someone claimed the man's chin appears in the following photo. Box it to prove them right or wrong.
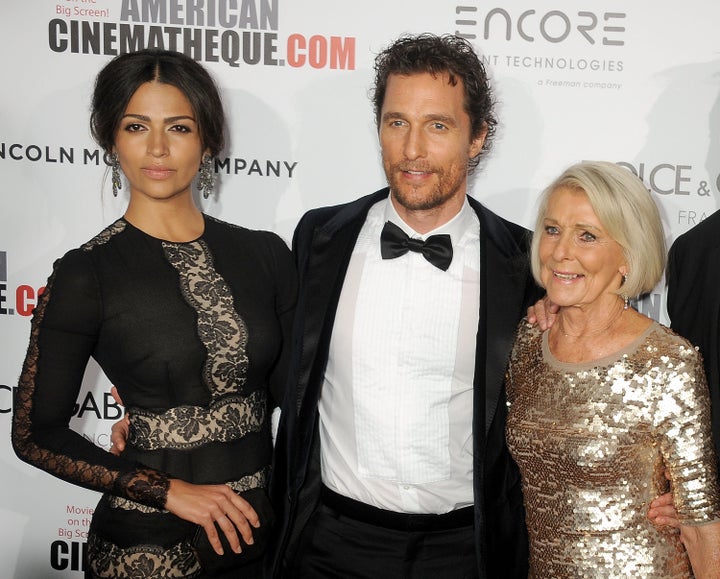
[389,183,443,210]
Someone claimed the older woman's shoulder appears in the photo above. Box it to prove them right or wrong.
[644,321,704,366]
[512,318,544,349]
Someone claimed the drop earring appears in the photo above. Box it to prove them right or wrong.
[198,156,214,199]
[111,153,121,197]
[621,273,629,310]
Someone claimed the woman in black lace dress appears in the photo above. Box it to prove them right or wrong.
[11,50,296,578]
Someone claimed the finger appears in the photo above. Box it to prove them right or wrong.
[526,305,537,324]
[651,505,679,519]
[110,386,125,406]
[648,499,681,529]
[223,494,260,546]
[206,488,257,544]
[231,494,260,528]
[215,513,243,553]
[226,511,255,546]
[650,492,674,508]
[201,520,225,556]
[651,514,681,529]
[109,434,124,452]
[532,299,549,330]
[110,421,128,452]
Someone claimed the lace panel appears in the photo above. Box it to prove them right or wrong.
[128,390,266,451]
[81,220,126,251]
[87,533,201,578]
[162,240,249,400]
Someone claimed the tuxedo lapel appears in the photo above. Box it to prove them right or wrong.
[295,190,389,421]
[470,199,532,436]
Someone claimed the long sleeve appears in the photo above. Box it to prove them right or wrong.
[655,344,720,524]
[11,249,170,509]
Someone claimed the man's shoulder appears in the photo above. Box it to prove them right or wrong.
[672,209,720,252]
[468,197,532,255]
[295,189,388,234]
[303,189,387,218]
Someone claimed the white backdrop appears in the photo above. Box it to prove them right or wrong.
[1,1,719,576]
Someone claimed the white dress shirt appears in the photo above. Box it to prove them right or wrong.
[318,194,481,514]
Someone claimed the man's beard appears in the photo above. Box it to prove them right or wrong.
[384,162,466,211]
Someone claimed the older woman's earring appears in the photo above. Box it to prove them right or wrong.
[111,153,121,197]
[621,274,629,310]
[198,156,214,199]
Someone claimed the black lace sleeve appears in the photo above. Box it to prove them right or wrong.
[11,250,170,509]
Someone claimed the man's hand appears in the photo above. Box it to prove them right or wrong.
[526,295,558,330]
[109,386,128,456]
[648,491,681,528]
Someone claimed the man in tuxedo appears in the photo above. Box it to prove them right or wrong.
[269,33,541,579]
[667,210,720,478]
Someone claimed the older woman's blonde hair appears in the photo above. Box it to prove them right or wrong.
[530,161,665,299]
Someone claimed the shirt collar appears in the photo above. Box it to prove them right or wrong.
[383,193,473,244]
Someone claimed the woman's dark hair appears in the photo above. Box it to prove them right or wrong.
[371,33,496,171]
[90,49,225,157]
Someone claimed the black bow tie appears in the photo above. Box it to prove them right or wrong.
[380,221,453,271]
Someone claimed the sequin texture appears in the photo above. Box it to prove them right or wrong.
[506,321,720,577]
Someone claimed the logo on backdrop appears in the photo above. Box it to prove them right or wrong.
[53,503,94,572]
[453,5,626,90]
[617,160,719,227]
[0,251,45,318]
[48,0,356,70]
[0,144,298,179]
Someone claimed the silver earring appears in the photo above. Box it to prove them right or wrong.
[111,153,121,197]
[198,156,214,199]
[621,274,629,310]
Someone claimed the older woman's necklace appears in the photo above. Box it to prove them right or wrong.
[557,303,626,338]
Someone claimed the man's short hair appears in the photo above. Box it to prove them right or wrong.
[371,33,496,171]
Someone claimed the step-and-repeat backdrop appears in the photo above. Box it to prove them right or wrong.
[1,1,719,576]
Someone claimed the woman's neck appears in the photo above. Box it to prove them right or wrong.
[556,298,626,339]
[124,195,204,242]
[548,298,653,363]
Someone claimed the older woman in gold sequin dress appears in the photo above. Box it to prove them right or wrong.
[506,161,720,577]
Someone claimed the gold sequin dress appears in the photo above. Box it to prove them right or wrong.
[506,321,720,578]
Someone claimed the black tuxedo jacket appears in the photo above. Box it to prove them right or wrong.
[667,209,720,477]
[268,188,541,578]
